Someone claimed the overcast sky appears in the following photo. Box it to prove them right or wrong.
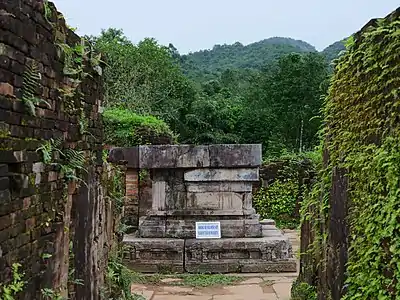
[52,0,398,53]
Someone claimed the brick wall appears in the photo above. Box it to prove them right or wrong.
[0,1,119,299]
[124,169,139,231]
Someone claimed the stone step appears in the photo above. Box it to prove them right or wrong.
[260,219,276,226]
[123,236,297,274]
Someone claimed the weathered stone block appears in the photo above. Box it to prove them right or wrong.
[184,168,259,182]
[108,147,139,168]
[209,144,262,167]
[123,236,184,273]
[186,182,252,193]
[185,191,245,210]
[184,237,296,273]
[139,145,210,169]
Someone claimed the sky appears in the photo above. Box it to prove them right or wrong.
[52,0,399,54]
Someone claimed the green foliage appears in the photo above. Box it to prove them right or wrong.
[102,252,144,300]
[91,29,197,135]
[105,165,125,214]
[254,180,299,229]
[254,152,318,228]
[174,274,242,287]
[36,137,87,185]
[241,52,329,155]
[298,13,400,299]
[21,60,51,116]
[0,263,25,300]
[180,37,317,82]
[321,39,347,62]
[103,108,176,146]
[41,288,64,300]
[127,273,243,287]
[291,280,317,300]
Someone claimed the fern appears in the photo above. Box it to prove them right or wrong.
[22,60,51,116]
[63,149,86,171]
[36,137,63,164]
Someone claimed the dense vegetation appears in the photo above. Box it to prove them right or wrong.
[294,11,400,300]
[94,29,338,154]
[179,37,317,82]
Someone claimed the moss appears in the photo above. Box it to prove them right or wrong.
[102,108,176,147]
[298,11,400,299]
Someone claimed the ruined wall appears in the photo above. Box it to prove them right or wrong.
[295,8,400,300]
[0,1,118,298]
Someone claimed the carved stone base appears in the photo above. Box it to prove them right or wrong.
[184,236,296,273]
[122,228,296,273]
[122,237,184,273]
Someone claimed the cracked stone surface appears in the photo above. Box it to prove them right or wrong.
[130,230,299,300]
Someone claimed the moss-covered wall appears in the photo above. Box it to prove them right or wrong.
[0,1,121,299]
[296,7,400,300]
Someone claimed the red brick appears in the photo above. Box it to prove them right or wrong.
[25,217,35,230]
[126,189,138,196]
[23,197,31,209]
[0,82,14,97]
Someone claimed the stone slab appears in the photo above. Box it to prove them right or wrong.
[186,182,253,193]
[184,168,259,182]
[123,236,184,273]
[139,145,210,169]
[108,147,139,168]
[185,237,296,273]
[209,144,262,167]
[186,191,247,210]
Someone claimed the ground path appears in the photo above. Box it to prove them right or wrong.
[131,230,299,300]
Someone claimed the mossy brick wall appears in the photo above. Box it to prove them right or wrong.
[297,7,400,300]
[0,1,119,299]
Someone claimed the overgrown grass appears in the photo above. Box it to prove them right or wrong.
[102,107,176,146]
[130,273,243,287]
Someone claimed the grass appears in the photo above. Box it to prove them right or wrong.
[130,272,244,287]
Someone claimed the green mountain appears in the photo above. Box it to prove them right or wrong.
[179,37,346,81]
[179,37,317,81]
[321,39,346,61]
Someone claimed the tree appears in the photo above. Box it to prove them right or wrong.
[91,28,197,134]
[241,52,329,156]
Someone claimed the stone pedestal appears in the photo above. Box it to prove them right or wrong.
[109,144,297,273]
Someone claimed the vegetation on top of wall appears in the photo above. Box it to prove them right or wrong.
[297,11,400,299]
[102,108,176,146]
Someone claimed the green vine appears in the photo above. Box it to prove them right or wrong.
[298,14,400,300]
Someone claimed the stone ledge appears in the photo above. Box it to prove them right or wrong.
[108,144,262,169]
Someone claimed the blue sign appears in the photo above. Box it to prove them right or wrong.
[195,222,221,239]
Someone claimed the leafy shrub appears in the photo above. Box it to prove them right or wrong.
[291,279,317,300]
[254,151,318,228]
[103,108,176,147]
[253,179,299,229]
[102,251,145,300]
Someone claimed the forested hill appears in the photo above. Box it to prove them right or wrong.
[179,37,345,81]
[321,39,346,61]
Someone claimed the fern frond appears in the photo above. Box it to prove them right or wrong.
[22,60,50,116]
[63,149,86,171]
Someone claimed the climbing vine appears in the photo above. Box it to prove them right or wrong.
[297,13,400,299]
